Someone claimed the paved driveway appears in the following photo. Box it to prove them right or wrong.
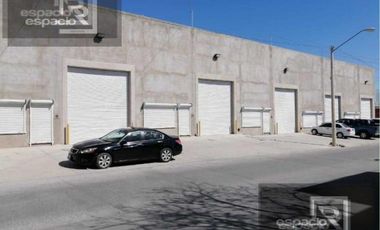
[0,134,378,230]
[0,133,377,184]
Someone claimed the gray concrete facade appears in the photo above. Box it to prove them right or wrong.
[0,4,375,147]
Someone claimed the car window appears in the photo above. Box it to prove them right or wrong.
[100,129,127,143]
[321,123,332,128]
[144,131,164,140]
[336,124,342,128]
[124,131,145,142]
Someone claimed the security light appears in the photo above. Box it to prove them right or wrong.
[283,67,288,74]
[213,54,221,61]
[94,33,105,43]
[364,80,369,85]
[364,27,376,32]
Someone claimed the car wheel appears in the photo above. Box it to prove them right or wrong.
[311,129,318,135]
[96,153,112,169]
[359,132,369,139]
[337,132,344,139]
[160,148,173,163]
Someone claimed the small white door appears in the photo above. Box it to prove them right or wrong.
[324,96,340,122]
[178,106,191,136]
[360,99,372,119]
[30,101,53,144]
[263,111,271,134]
[274,89,296,134]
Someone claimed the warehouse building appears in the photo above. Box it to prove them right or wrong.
[0,4,376,148]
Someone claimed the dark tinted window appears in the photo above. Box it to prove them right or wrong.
[320,123,332,127]
[336,124,342,128]
[358,119,370,125]
[144,131,164,140]
[124,131,144,142]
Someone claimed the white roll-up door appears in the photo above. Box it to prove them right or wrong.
[263,110,271,134]
[30,100,54,144]
[143,103,177,129]
[324,96,340,122]
[344,112,360,119]
[0,100,26,134]
[274,89,296,134]
[242,109,262,128]
[303,114,316,128]
[360,99,372,119]
[178,104,191,136]
[302,111,323,128]
[68,68,128,144]
[198,80,232,135]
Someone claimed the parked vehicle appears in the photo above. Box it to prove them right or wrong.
[311,122,355,138]
[337,119,379,139]
[68,128,183,169]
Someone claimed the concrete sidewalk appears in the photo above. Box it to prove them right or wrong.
[0,133,377,184]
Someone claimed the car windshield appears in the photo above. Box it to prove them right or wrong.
[100,129,128,143]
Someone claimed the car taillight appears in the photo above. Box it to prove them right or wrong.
[175,139,182,145]
[346,129,351,132]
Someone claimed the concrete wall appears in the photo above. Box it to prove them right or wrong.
[0,3,375,147]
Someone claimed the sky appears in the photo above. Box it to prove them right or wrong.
[118,0,379,100]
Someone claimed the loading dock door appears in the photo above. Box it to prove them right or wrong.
[68,68,128,144]
[30,100,54,144]
[274,89,296,134]
[198,80,232,135]
[324,96,340,122]
[360,99,372,119]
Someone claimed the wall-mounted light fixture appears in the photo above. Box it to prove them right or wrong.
[213,54,221,61]
[283,67,288,74]
[93,33,105,43]
[364,80,369,85]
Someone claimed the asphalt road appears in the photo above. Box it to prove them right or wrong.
[0,142,378,230]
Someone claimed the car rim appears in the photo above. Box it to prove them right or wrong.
[161,149,172,162]
[99,155,111,168]
[338,133,343,138]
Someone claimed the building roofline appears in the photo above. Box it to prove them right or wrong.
[97,4,374,71]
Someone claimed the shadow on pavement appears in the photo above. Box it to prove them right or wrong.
[299,171,379,230]
[58,159,170,170]
[63,172,379,230]
[58,161,88,170]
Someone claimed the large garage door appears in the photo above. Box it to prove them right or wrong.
[198,80,231,135]
[324,96,340,122]
[30,100,54,144]
[68,67,128,144]
[361,99,372,119]
[274,89,296,134]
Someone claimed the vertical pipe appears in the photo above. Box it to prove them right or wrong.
[330,46,337,146]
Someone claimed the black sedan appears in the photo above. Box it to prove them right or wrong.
[68,128,183,169]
